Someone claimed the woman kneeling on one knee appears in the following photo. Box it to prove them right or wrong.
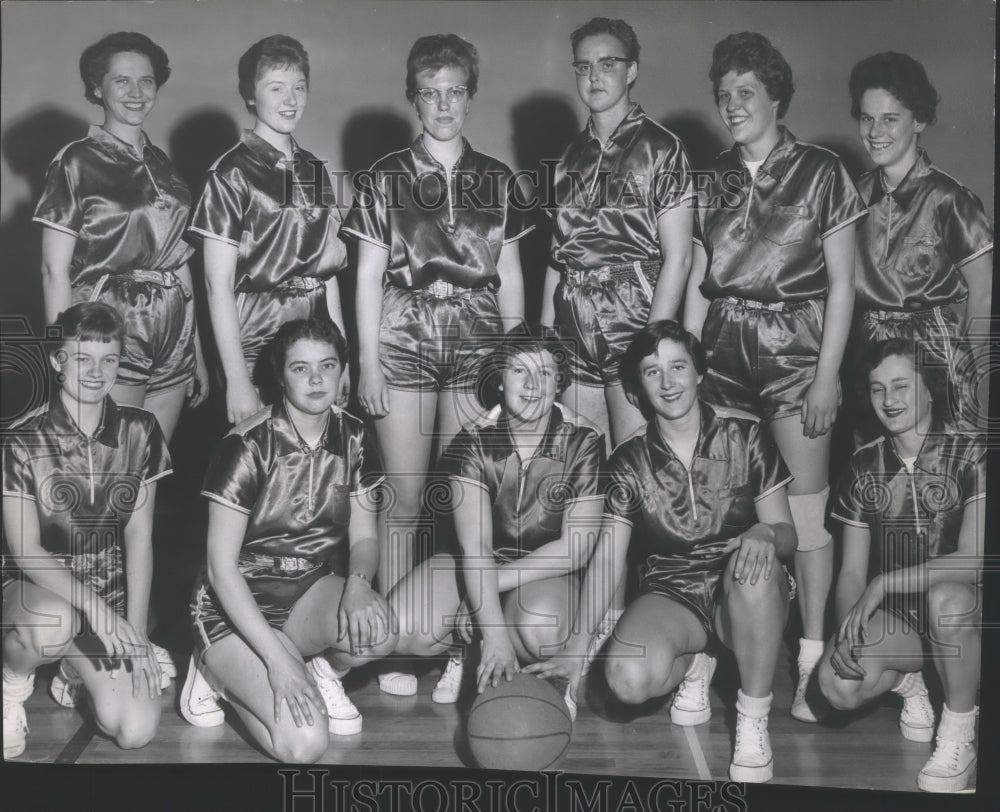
[389,326,606,704]
[529,320,797,783]
[3,303,170,759]
[818,338,984,793]
[182,318,397,763]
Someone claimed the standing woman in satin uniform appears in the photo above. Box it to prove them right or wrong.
[342,35,529,697]
[541,17,695,448]
[35,31,209,444]
[189,35,348,425]
[684,32,866,724]
[845,52,992,439]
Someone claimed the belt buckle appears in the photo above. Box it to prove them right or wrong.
[430,279,453,298]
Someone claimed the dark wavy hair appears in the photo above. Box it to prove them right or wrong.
[238,35,310,113]
[570,17,640,64]
[862,338,948,426]
[475,324,572,410]
[849,52,939,125]
[709,32,794,119]
[52,301,124,345]
[405,34,479,103]
[79,32,171,106]
[269,318,348,387]
[620,321,706,421]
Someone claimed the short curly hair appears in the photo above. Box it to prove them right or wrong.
[238,35,310,113]
[619,321,706,422]
[709,32,794,119]
[475,324,572,411]
[268,317,349,387]
[570,17,640,64]
[79,32,171,106]
[849,52,938,125]
[405,34,479,103]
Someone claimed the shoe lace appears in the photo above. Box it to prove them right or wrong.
[902,693,934,725]
[313,672,352,711]
[925,737,966,772]
[438,658,462,688]
[735,714,768,752]
[675,671,708,708]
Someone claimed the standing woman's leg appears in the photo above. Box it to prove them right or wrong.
[605,383,647,447]
[372,389,439,594]
[371,388,438,695]
[770,415,833,722]
[561,382,610,442]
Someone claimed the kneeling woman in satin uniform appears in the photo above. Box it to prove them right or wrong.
[530,321,796,783]
[183,319,396,763]
[819,340,984,793]
[389,327,605,702]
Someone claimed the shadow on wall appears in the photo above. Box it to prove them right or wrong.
[167,108,241,393]
[510,93,580,324]
[659,109,728,173]
[168,108,241,197]
[341,108,415,177]
[337,109,415,409]
[1,108,89,422]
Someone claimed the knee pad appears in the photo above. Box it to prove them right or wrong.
[788,487,832,552]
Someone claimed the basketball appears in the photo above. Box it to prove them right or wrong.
[466,673,573,771]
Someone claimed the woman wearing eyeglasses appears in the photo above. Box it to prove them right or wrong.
[188,35,348,426]
[684,32,866,724]
[342,34,530,699]
[539,16,695,676]
[540,17,695,448]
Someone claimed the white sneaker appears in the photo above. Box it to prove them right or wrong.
[581,612,619,676]
[179,655,225,728]
[670,653,717,726]
[790,665,827,723]
[50,659,83,709]
[894,673,935,742]
[153,644,177,688]
[730,711,773,783]
[378,671,417,697]
[917,737,977,793]
[3,696,29,759]
[431,657,463,704]
[307,657,362,735]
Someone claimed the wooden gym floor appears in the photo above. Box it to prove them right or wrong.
[7,639,967,793]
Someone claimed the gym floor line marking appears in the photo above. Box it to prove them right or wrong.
[54,721,94,764]
[683,724,712,780]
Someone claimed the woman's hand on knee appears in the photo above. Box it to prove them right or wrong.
[266,648,324,728]
[723,524,777,585]
[338,576,391,654]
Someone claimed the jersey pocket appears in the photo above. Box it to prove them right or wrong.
[718,483,755,529]
[899,233,939,278]
[763,203,810,246]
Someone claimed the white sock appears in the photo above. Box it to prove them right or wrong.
[798,638,824,671]
[736,689,773,719]
[3,666,34,701]
[891,670,927,698]
[938,704,977,743]
[684,651,711,680]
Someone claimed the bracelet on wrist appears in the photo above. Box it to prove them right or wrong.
[349,571,370,585]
